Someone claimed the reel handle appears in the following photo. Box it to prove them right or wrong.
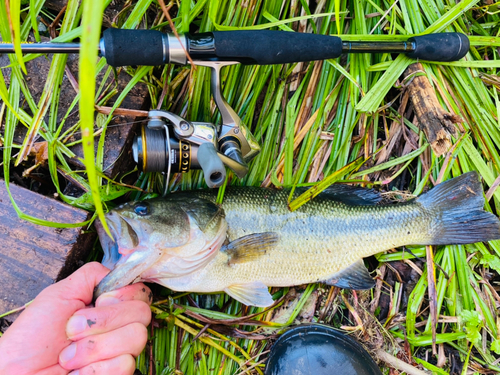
[197,143,226,188]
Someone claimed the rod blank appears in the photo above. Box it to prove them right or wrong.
[0,43,81,54]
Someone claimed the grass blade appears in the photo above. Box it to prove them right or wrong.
[79,0,109,235]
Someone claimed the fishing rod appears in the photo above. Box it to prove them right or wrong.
[0,29,470,191]
[0,29,469,64]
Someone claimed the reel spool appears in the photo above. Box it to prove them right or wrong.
[133,125,196,174]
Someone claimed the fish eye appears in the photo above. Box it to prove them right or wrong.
[134,202,150,216]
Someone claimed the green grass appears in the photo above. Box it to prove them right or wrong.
[2,0,500,373]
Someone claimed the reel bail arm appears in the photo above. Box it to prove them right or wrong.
[195,61,261,179]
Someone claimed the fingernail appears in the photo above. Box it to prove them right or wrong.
[60,342,77,364]
[96,295,120,307]
[66,315,88,337]
[68,371,79,375]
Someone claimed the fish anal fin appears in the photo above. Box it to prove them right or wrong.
[224,281,274,307]
[323,259,375,290]
[224,232,280,265]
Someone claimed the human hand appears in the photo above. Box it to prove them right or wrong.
[0,262,152,375]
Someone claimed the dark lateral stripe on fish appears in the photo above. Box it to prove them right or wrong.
[416,171,500,245]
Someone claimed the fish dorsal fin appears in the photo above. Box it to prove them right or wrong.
[296,185,382,206]
[323,259,375,290]
[224,281,274,307]
[223,232,280,265]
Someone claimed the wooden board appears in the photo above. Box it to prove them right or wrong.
[0,180,94,329]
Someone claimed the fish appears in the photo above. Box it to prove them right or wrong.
[94,172,500,306]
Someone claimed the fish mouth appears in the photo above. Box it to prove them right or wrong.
[93,244,164,301]
[95,212,142,270]
[95,216,121,270]
[94,212,161,300]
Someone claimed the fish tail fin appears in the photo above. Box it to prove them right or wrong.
[417,172,500,245]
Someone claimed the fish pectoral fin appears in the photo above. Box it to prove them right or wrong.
[224,232,280,265]
[323,259,375,290]
[224,281,274,307]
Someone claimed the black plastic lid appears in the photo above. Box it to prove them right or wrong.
[266,324,382,375]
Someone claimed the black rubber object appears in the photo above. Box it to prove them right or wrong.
[407,32,469,62]
[102,28,167,67]
[266,324,382,375]
[212,30,343,65]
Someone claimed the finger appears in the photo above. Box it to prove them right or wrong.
[59,322,148,370]
[66,300,152,340]
[95,282,153,307]
[35,363,68,375]
[0,262,113,373]
[69,354,135,375]
[39,262,111,306]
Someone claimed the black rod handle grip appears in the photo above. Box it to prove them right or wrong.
[101,28,470,67]
[407,32,469,62]
[101,28,167,67]
[211,30,343,65]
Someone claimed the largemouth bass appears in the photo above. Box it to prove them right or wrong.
[95,172,500,306]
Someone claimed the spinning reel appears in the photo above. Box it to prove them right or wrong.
[132,62,261,191]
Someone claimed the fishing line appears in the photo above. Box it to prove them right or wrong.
[0,120,149,151]
[0,146,21,150]
[66,119,149,137]
[142,125,167,173]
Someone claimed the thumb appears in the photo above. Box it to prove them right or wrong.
[38,262,111,306]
